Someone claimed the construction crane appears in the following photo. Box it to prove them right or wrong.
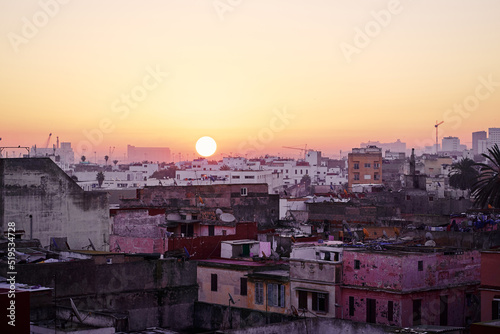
[45,133,52,148]
[434,121,444,154]
[282,144,309,160]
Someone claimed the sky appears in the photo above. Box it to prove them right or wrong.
[1,0,499,161]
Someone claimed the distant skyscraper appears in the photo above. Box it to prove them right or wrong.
[127,145,171,163]
[441,136,466,153]
[488,128,500,149]
[472,131,487,155]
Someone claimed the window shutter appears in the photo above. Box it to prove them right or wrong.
[312,293,318,311]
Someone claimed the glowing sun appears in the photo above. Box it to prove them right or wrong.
[196,136,217,157]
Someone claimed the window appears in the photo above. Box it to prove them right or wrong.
[232,175,240,179]
[440,295,448,326]
[354,173,360,180]
[255,282,264,305]
[353,163,359,170]
[374,173,380,180]
[349,296,355,316]
[374,162,380,169]
[493,299,500,320]
[240,278,247,296]
[208,225,214,236]
[211,274,217,291]
[244,175,255,179]
[366,298,376,323]
[418,261,423,271]
[240,187,247,196]
[267,283,285,307]
[306,170,308,174]
[354,259,360,269]
[406,195,411,201]
[312,292,328,313]
[364,163,371,168]
[295,170,297,174]
[413,299,422,325]
[298,290,308,310]
[364,174,371,180]
[300,170,303,174]
[429,196,434,201]
[388,301,394,322]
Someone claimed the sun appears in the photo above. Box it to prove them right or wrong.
[196,136,217,157]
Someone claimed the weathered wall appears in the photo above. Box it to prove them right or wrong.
[121,184,279,227]
[213,314,393,334]
[194,301,295,331]
[0,257,198,331]
[343,249,480,292]
[198,265,250,308]
[0,158,109,250]
[480,251,500,322]
[341,286,475,327]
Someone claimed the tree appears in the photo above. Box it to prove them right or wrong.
[472,144,500,208]
[220,164,231,171]
[96,172,105,188]
[448,158,478,190]
[113,160,118,166]
[104,155,109,165]
[81,155,86,163]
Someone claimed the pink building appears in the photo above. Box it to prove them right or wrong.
[479,250,500,321]
[341,246,481,327]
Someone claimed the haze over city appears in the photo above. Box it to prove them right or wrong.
[1,0,500,159]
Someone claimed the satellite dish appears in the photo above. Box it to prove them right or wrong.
[228,293,235,305]
[425,240,436,247]
[220,213,236,223]
[215,208,223,215]
[166,213,181,221]
[425,232,433,240]
[70,298,83,323]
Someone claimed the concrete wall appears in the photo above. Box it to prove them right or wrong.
[0,158,109,250]
[0,257,198,331]
[343,249,480,292]
[480,251,500,321]
[198,265,250,308]
[121,184,279,227]
[211,314,393,334]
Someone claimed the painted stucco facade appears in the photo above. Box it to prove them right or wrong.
[480,251,500,321]
[341,247,481,327]
[289,245,343,318]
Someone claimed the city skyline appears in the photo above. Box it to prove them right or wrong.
[1,0,500,159]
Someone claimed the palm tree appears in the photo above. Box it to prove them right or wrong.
[104,155,109,165]
[472,144,500,208]
[448,158,478,190]
[113,160,118,166]
[96,171,105,188]
[81,155,86,163]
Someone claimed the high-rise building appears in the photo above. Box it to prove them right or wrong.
[347,146,382,192]
[488,128,500,149]
[472,131,487,155]
[127,145,171,163]
[441,136,466,153]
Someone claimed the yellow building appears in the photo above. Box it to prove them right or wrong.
[347,146,383,192]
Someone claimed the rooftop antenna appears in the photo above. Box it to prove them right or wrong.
[435,120,444,154]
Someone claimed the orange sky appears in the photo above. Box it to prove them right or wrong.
[1,0,499,160]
